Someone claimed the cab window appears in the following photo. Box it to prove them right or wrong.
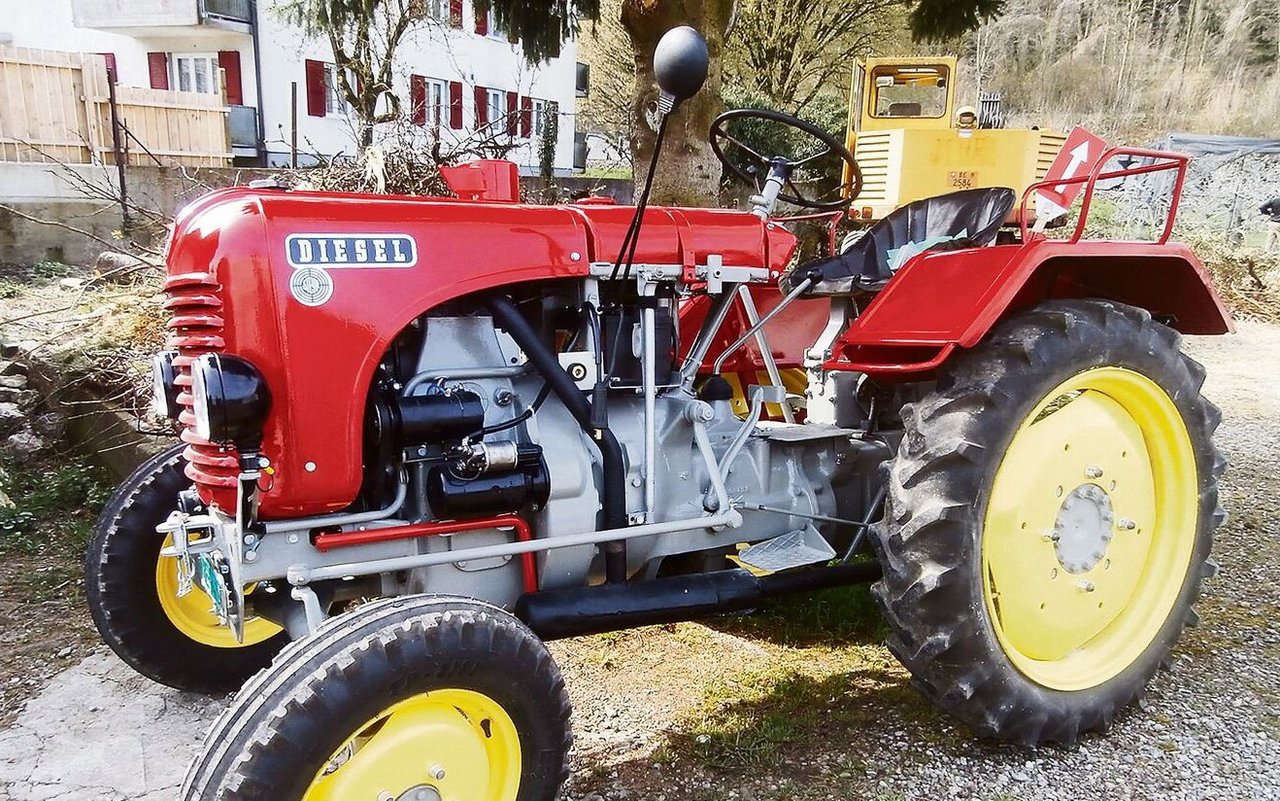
[869,65,949,119]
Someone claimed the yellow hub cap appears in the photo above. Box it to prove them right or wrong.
[304,688,522,801]
[155,536,281,648]
[982,367,1198,691]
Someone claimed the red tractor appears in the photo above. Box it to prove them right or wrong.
[84,27,1229,801]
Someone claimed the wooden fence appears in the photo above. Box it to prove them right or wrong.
[0,45,232,167]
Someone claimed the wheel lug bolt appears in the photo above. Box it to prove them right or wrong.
[1085,465,1104,479]
[1077,580,1095,593]
[1117,517,1137,531]
[429,765,446,781]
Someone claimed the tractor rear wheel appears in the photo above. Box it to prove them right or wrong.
[85,444,287,694]
[180,596,572,801]
[872,299,1224,744]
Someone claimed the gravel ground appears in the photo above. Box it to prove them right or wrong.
[0,321,1276,801]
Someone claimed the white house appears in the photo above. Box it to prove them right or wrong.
[0,0,588,174]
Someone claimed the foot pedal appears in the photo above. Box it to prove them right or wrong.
[733,525,835,575]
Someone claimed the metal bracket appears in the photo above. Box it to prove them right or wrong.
[290,585,326,634]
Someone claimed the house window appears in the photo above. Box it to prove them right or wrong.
[422,0,446,20]
[172,54,219,94]
[323,63,353,116]
[413,75,447,127]
[425,78,446,127]
[485,7,508,39]
[487,88,504,130]
[531,98,549,138]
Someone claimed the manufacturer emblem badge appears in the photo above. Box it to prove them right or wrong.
[286,233,418,268]
[289,267,334,307]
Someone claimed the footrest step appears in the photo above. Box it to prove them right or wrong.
[735,525,835,575]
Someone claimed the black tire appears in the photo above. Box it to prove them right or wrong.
[180,595,572,801]
[872,299,1225,745]
[85,444,288,694]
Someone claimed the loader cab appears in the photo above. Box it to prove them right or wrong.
[853,58,957,133]
[842,55,1066,223]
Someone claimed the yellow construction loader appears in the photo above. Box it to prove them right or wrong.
[844,56,1066,221]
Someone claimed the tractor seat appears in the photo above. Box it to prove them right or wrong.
[784,187,1016,295]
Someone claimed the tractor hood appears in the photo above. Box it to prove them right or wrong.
[163,187,796,517]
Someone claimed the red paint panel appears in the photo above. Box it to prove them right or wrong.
[475,3,488,35]
[520,96,532,137]
[147,52,169,89]
[505,91,518,137]
[449,0,463,27]
[304,59,326,117]
[439,160,521,202]
[448,80,463,129]
[217,51,243,105]
[410,74,426,126]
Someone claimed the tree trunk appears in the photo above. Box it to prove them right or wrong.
[621,0,735,206]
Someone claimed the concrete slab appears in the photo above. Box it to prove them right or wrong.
[0,650,220,801]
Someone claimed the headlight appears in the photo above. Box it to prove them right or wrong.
[191,359,213,441]
[150,351,181,420]
[190,353,272,451]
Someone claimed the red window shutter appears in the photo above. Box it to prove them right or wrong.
[410,75,427,126]
[98,52,118,82]
[147,52,169,90]
[217,51,243,105]
[305,59,327,117]
[505,91,518,137]
[448,81,463,129]
[474,85,488,127]
[520,96,532,137]
[475,4,488,35]
[449,0,462,28]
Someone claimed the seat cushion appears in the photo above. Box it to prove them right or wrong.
[785,187,1017,296]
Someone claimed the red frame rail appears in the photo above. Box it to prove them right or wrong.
[312,514,538,593]
[1018,146,1192,245]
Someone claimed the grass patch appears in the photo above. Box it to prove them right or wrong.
[707,581,886,647]
[0,457,111,583]
[666,646,922,770]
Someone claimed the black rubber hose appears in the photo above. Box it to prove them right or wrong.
[486,295,630,582]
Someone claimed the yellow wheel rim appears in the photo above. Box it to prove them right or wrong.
[982,366,1199,691]
[155,537,281,649]
[303,688,522,801]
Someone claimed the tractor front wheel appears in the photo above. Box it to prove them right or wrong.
[85,444,287,694]
[873,300,1224,744]
[180,596,572,801]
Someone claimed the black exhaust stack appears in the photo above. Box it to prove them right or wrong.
[516,562,881,641]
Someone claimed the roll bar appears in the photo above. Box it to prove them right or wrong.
[1019,146,1191,245]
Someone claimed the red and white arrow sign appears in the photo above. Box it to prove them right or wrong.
[1035,126,1109,225]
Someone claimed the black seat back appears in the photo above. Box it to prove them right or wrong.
[788,187,1016,296]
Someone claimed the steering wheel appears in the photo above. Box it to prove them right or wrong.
[710,108,863,212]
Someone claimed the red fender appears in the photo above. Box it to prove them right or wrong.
[826,238,1233,377]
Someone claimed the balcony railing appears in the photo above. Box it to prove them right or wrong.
[202,0,252,23]
[71,0,252,29]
